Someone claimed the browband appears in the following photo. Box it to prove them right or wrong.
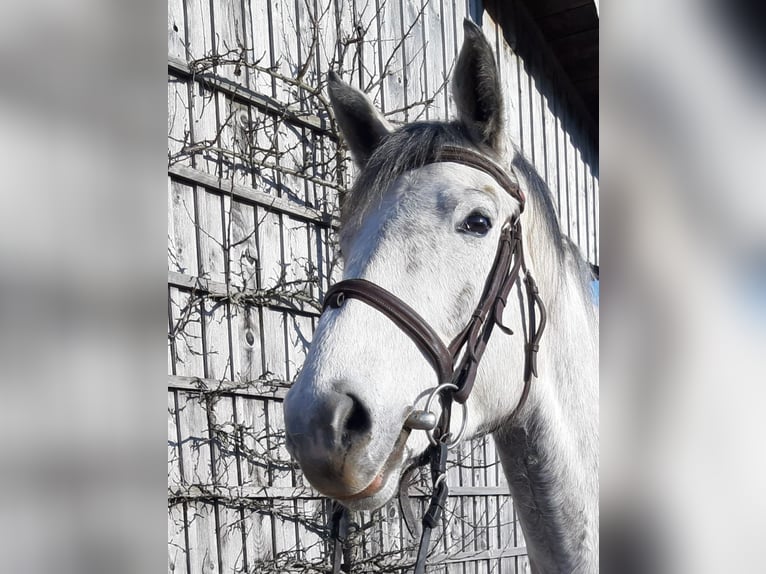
[430,145,525,210]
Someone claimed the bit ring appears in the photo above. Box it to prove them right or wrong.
[424,383,468,448]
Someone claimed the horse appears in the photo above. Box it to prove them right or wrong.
[283,19,598,574]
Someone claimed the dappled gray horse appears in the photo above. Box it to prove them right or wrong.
[284,19,598,574]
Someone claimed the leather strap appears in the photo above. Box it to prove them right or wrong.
[431,145,525,211]
[323,279,454,386]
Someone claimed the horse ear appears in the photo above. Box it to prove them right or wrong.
[453,19,505,150]
[327,71,392,166]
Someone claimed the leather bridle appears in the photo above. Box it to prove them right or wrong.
[323,145,547,573]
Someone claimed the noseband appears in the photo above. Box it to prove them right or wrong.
[323,145,547,573]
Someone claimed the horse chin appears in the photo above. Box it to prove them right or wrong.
[334,431,414,511]
[336,470,402,511]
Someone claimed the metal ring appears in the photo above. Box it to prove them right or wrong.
[424,383,469,448]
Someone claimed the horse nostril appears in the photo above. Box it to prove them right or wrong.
[342,393,372,444]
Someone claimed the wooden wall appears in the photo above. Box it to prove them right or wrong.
[167,0,598,572]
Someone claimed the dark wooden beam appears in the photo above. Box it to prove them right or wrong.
[537,4,598,40]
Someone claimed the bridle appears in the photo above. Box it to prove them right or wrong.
[322,145,547,573]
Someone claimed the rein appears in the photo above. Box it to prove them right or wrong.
[322,145,547,573]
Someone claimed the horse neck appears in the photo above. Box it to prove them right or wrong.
[493,184,599,573]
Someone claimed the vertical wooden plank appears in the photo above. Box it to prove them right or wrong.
[439,0,457,118]
[474,439,489,574]
[168,0,187,60]
[402,0,428,121]
[251,110,280,196]
[282,215,312,298]
[556,100,570,235]
[249,0,274,94]
[296,497,324,562]
[218,96,252,186]
[314,0,337,77]
[213,0,246,82]
[304,130,322,211]
[583,146,594,263]
[262,308,287,381]
[178,390,219,574]
[185,0,218,174]
[357,0,382,107]
[170,288,205,378]
[308,223,326,302]
[168,75,191,167]
[452,0,467,52]
[549,97,563,219]
[228,199,257,291]
[277,121,306,204]
[497,494,515,572]
[321,134,341,216]
[204,297,232,381]
[285,305,312,574]
[238,397,273,561]
[564,106,578,240]
[270,0,300,104]
[286,313,312,380]
[260,301,291,569]
[479,437,492,573]
[240,0,255,90]
[234,304,263,382]
[211,396,245,572]
[451,443,468,573]
[445,490,463,574]
[168,391,189,574]
[484,438,499,567]
[191,83,220,176]
[267,403,297,556]
[480,11,499,65]
[380,498,403,560]
[211,189,232,382]
[581,136,591,258]
[592,171,599,266]
[529,59,546,184]
[378,0,406,121]
[517,46,532,161]
[169,292,176,375]
[168,177,199,276]
[457,441,472,572]
[574,125,585,249]
[186,0,214,61]
[256,208,284,290]
[423,0,447,121]
[334,0,357,79]
[198,189,226,284]
[498,21,521,147]
[179,393,212,486]
[543,79,560,215]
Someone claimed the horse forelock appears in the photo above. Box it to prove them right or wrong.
[340,121,486,234]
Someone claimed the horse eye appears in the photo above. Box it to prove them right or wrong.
[460,212,492,236]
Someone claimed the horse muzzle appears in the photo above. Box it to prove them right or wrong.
[284,387,406,500]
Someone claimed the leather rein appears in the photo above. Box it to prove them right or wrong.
[323,145,547,573]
